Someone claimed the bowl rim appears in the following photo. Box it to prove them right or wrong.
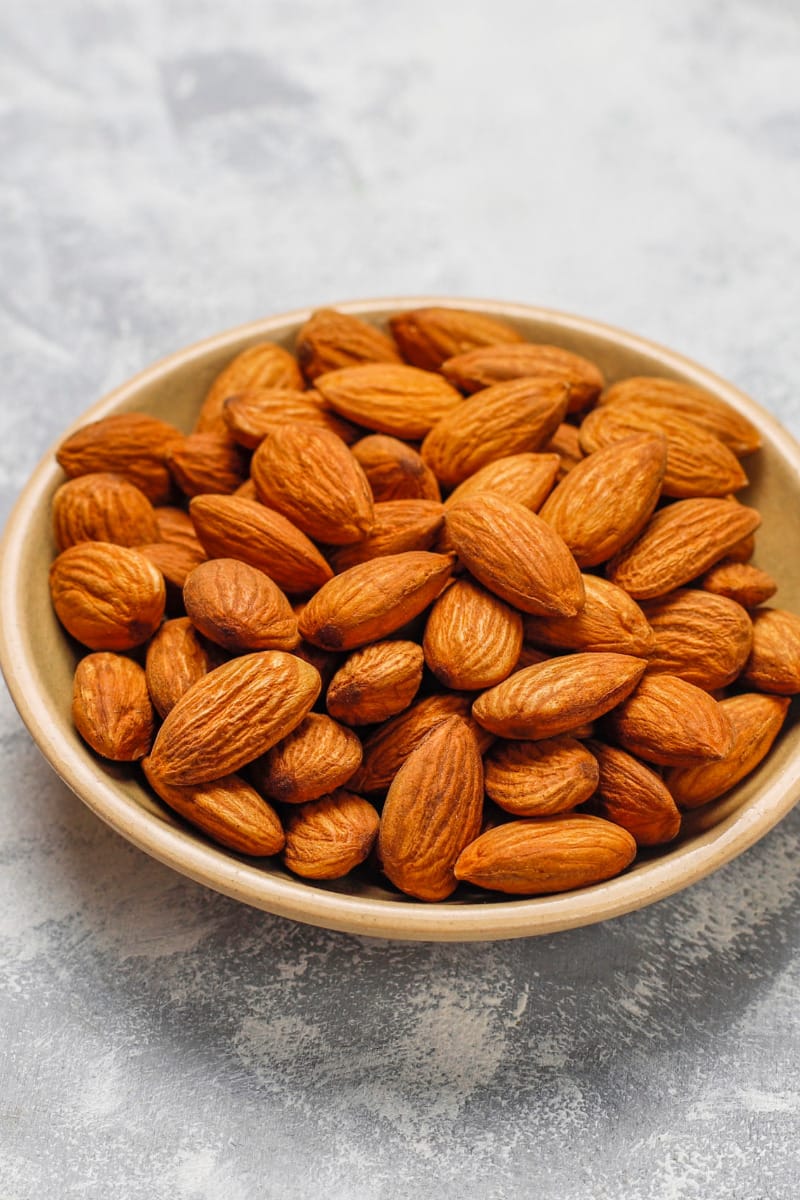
[2,295,800,942]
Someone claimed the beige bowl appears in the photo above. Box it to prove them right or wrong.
[1,298,799,941]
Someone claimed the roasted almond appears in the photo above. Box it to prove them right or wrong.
[484,736,599,816]
[599,376,761,456]
[326,640,424,725]
[283,790,380,878]
[145,617,222,718]
[183,558,299,652]
[587,739,681,845]
[327,500,445,572]
[72,652,154,761]
[295,308,401,380]
[642,589,753,690]
[314,363,463,439]
[544,421,584,476]
[53,473,160,551]
[389,306,525,370]
[608,673,734,766]
[441,343,604,412]
[196,341,305,433]
[423,578,523,690]
[137,539,208,594]
[167,433,250,497]
[155,506,206,552]
[443,452,560,513]
[523,574,654,656]
[56,413,182,504]
[222,387,360,447]
[250,713,362,804]
[742,608,800,694]
[50,542,166,651]
[699,561,777,609]
[350,434,442,503]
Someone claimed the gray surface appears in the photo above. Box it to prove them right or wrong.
[2,1,800,1196]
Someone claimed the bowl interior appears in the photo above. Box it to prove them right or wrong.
[2,298,800,941]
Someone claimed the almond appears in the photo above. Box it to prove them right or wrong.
[167,433,250,497]
[472,652,646,739]
[222,387,360,448]
[50,542,166,651]
[250,714,362,804]
[189,494,333,594]
[53,473,160,551]
[642,589,753,690]
[350,434,442,503]
[389,306,525,370]
[544,422,584,476]
[484,736,599,816]
[282,790,380,878]
[295,308,401,380]
[142,758,285,856]
[608,673,734,766]
[291,639,341,693]
[327,500,444,572]
[145,617,222,718]
[699,561,777,609]
[314,363,463,439]
[606,498,761,598]
[599,376,761,456]
[233,478,259,501]
[444,495,585,617]
[514,644,552,670]
[742,608,800,694]
[378,716,484,901]
[538,434,667,566]
[423,578,523,690]
[183,558,299,652]
[56,413,182,504]
[155,506,206,553]
[420,378,569,486]
[441,343,604,412]
[147,651,320,784]
[72,652,154,761]
[251,423,374,545]
[523,574,654,656]
[587,739,681,845]
[137,539,208,596]
[665,693,791,808]
[196,341,305,434]
[326,640,424,725]
[453,814,636,894]
[298,551,453,650]
[443,452,560,513]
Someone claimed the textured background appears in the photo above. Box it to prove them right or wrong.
[2,1,800,1197]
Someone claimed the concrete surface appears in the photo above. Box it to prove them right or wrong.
[2,1,800,1196]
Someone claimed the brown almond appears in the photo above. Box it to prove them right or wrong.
[283,790,380,878]
[514,644,552,670]
[250,714,362,804]
[599,376,761,456]
[443,452,560,513]
[544,422,584,476]
[608,673,734,766]
[137,539,208,595]
[423,578,523,690]
[378,716,484,901]
[167,433,250,497]
[523,574,654,656]
[328,500,445,572]
[389,306,525,370]
[472,652,646,740]
[222,387,360,448]
[454,814,636,894]
[642,589,753,690]
[699,561,777,609]
[538,434,667,567]
[50,542,166,651]
[251,423,374,545]
[72,652,154,761]
[183,558,299,652]
[742,608,800,694]
[53,473,160,551]
[233,478,259,501]
[326,640,424,725]
[725,531,756,564]
[195,341,305,434]
[315,363,463,439]
[56,413,182,504]
[484,736,599,816]
[295,308,401,380]
[441,343,604,412]
[351,434,441,503]
[587,739,681,845]
[145,617,222,718]
[155,506,206,553]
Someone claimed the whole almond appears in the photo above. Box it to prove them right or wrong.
[351,434,441,502]
[222,388,359,447]
[544,422,584,476]
[441,343,604,412]
[50,542,166,651]
[295,308,401,379]
[251,423,374,545]
[642,589,753,690]
[167,433,250,497]
[443,452,560,513]
[147,651,321,784]
[523,574,655,656]
[298,551,453,650]
[587,739,681,845]
[742,608,800,694]
[514,644,552,671]
[606,498,762,598]
[608,673,734,766]
[183,558,299,652]
[666,693,791,808]
[326,640,424,725]
[699,561,777,609]
[378,716,484,901]
[599,376,761,456]
[328,500,445,572]
[145,617,222,718]
[155,506,207,553]
[142,758,285,856]
[453,814,636,894]
[283,790,380,879]
[389,306,525,370]
[484,736,599,816]
[56,413,182,504]
[250,713,362,804]
[53,473,160,551]
[189,494,333,594]
[423,578,523,690]
[472,652,646,740]
[445,495,585,617]
[138,539,208,595]
[538,434,667,567]
[315,363,463,439]
[72,653,154,761]
[196,341,305,434]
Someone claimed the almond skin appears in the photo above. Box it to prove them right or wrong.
[608,674,734,766]
[196,341,305,434]
[137,540,208,600]
[72,653,155,761]
[441,343,604,412]
[189,494,333,594]
[147,651,321,784]
[295,309,401,380]
[453,814,636,895]
[351,434,442,503]
[167,433,250,497]
[443,452,560,513]
[472,652,647,740]
[145,617,222,719]
[444,495,585,617]
[250,713,362,804]
[50,542,166,651]
[378,716,484,901]
[222,388,359,448]
[56,413,182,504]
[328,500,445,572]
[699,561,777,609]
[298,551,453,651]
[155,506,204,551]
[282,791,380,879]
[142,758,285,856]
[523,574,655,656]
[326,640,424,725]
[420,378,569,487]
[742,608,800,694]
[665,693,791,808]
[606,498,762,598]
[587,739,681,845]
[484,736,599,816]
[599,376,761,456]
[642,589,753,690]
[183,558,299,652]
[423,578,523,690]
[53,473,160,551]
[545,422,584,476]
[251,422,374,546]
[389,306,525,370]
[538,434,667,567]
[314,363,463,439]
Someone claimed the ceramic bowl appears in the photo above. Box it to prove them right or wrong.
[2,297,799,941]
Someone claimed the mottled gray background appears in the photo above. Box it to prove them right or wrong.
[2,1,800,1197]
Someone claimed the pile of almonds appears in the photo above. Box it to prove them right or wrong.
[48,306,800,902]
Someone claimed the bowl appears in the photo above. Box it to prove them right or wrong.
[2,297,799,942]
